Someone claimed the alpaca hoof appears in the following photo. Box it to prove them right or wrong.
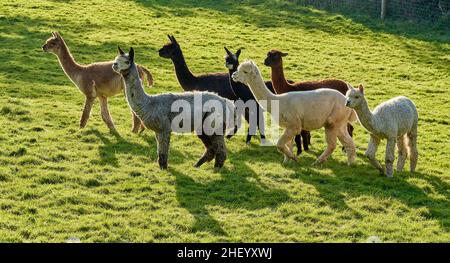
[131,128,139,134]
[226,134,233,139]
[296,150,302,156]
[213,166,222,173]
[312,160,322,166]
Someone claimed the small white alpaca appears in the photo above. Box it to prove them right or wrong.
[345,84,418,177]
[232,60,357,165]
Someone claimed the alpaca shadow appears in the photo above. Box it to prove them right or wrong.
[170,163,290,236]
[289,160,449,230]
[88,128,184,167]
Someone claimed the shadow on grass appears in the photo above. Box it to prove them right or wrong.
[289,155,449,231]
[170,162,291,236]
[231,143,449,231]
[134,0,449,43]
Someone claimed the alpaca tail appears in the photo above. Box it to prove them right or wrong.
[137,65,154,87]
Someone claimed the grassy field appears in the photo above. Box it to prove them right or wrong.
[0,0,449,242]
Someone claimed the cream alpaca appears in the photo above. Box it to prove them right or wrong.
[345,84,418,177]
[232,60,356,165]
[42,32,153,132]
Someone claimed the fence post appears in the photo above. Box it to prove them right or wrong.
[381,0,387,19]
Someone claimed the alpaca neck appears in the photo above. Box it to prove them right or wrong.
[55,40,83,82]
[355,99,378,134]
[270,61,290,93]
[172,52,196,89]
[122,63,151,116]
[246,71,277,112]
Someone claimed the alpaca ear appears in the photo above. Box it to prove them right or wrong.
[236,48,242,58]
[168,35,172,42]
[171,35,178,44]
[224,47,232,56]
[51,32,56,38]
[118,46,125,55]
[129,47,135,62]
[358,84,364,94]
[281,52,288,57]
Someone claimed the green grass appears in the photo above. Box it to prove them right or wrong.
[0,0,449,242]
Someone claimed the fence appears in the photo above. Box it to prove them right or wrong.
[289,0,450,22]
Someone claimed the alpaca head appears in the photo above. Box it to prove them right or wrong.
[159,35,181,59]
[112,46,135,75]
[345,84,365,108]
[232,60,259,84]
[264,49,288,67]
[224,47,242,70]
[42,32,64,54]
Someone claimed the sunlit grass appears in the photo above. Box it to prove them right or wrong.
[0,0,448,242]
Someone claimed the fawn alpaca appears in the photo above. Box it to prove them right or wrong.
[42,32,153,132]
[113,47,234,170]
[233,60,356,165]
[345,85,418,177]
[224,47,311,151]
[264,49,354,141]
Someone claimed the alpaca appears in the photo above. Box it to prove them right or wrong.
[225,47,311,152]
[159,35,237,100]
[264,49,354,141]
[42,32,153,132]
[232,60,356,165]
[345,84,418,177]
[113,47,234,170]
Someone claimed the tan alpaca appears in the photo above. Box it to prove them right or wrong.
[232,60,357,165]
[42,32,153,132]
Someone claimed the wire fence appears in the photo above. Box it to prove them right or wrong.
[289,0,450,22]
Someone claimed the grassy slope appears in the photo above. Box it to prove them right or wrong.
[0,0,449,242]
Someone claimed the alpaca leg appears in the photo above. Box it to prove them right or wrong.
[244,108,253,145]
[257,106,267,144]
[211,135,227,170]
[337,126,356,165]
[407,128,418,173]
[385,138,396,177]
[79,97,95,129]
[131,111,141,134]
[365,135,384,173]
[396,135,408,172]
[98,96,116,131]
[341,124,354,152]
[301,130,310,151]
[194,134,215,168]
[156,132,170,170]
[294,134,302,155]
[276,129,298,163]
[283,138,295,163]
[313,128,337,165]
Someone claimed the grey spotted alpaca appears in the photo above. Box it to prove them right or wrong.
[345,84,418,177]
[113,47,235,170]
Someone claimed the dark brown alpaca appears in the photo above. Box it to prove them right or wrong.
[264,49,354,138]
[42,32,153,132]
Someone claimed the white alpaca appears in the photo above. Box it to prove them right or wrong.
[232,60,356,165]
[345,84,418,177]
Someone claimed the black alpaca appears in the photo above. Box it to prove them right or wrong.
[224,47,311,153]
[158,35,237,100]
